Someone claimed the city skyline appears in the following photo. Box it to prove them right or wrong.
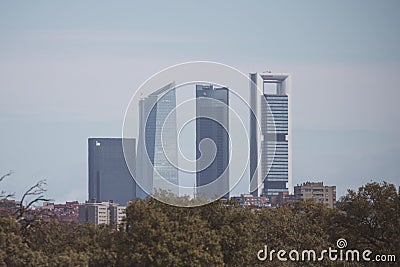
[1,1,399,202]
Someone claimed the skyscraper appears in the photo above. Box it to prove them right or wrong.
[88,138,136,205]
[196,84,229,199]
[136,83,178,198]
[249,73,291,197]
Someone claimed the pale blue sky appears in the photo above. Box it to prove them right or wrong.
[1,0,399,202]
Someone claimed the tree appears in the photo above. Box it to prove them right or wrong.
[0,172,50,223]
[336,182,400,259]
[120,198,224,266]
[0,216,49,266]
[1,177,399,266]
[255,201,338,267]
[0,171,14,200]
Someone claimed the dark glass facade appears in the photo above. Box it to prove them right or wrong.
[196,85,229,199]
[88,138,136,205]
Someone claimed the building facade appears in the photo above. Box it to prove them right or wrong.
[196,84,229,199]
[294,181,336,208]
[88,138,136,205]
[109,204,126,226]
[136,83,179,198]
[78,200,126,225]
[249,73,291,197]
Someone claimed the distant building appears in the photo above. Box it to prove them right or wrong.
[136,83,179,198]
[109,204,126,226]
[294,181,336,208]
[249,73,291,197]
[269,192,295,207]
[231,194,269,207]
[79,201,109,225]
[39,201,79,222]
[78,200,126,226]
[196,84,230,199]
[88,138,136,205]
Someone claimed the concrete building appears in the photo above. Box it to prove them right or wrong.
[136,82,178,198]
[196,84,230,199]
[88,138,136,205]
[109,204,126,226]
[78,201,126,225]
[249,72,291,197]
[294,181,336,208]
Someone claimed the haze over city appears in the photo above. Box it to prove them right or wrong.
[1,0,399,202]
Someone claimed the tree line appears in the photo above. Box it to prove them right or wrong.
[1,175,399,266]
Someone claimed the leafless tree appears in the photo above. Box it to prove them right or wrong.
[16,179,51,221]
[1,171,51,228]
[0,170,15,199]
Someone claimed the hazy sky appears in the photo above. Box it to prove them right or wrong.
[1,0,399,202]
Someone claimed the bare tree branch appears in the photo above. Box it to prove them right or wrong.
[16,179,49,221]
[25,196,51,211]
[0,171,15,200]
[0,191,14,199]
[0,170,13,182]
[20,180,47,205]
[1,172,51,226]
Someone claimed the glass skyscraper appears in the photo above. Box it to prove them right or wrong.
[136,83,178,198]
[196,84,229,199]
[263,94,289,196]
[250,73,291,197]
[88,138,136,205]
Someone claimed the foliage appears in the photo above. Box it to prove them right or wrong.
[334,182,400,258]
[0,179,399,266]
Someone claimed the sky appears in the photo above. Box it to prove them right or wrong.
[0,0,399,203]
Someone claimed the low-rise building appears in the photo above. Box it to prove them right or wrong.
[39,201,79,222]
[294,181,336,208]
[270,192,296,207]
[78,200,126,226]
[231,194,269,207]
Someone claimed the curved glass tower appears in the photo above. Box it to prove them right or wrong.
[136,83,179,198]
